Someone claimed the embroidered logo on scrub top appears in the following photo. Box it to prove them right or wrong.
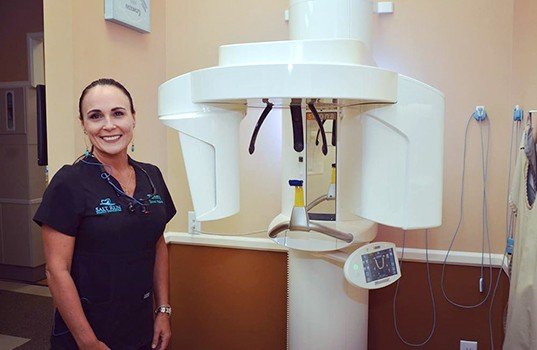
[148,194,164,205]
[95,198,122,215]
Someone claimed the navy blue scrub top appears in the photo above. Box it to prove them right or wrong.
[34,156,176,349]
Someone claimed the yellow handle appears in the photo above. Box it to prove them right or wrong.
[294,186,305,207]
[330,165,336,185]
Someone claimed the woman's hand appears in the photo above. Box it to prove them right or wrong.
[152,314,171,349]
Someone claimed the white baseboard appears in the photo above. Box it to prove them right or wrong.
[397,247,507,268]
[165,231,509,270]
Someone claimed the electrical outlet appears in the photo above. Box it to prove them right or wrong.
[460,340,477,350]
[374,2,394,14]
[188,211,200,234]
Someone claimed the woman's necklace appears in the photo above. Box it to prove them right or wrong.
[116,166,136,197]
[90,154,136,198]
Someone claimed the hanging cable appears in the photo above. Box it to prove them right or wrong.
[440,111,494,309]
[478,118,493,295]
[502,108,522,280]
[393,229,436,347]
[488,218,513,350]
[488,108,523,350]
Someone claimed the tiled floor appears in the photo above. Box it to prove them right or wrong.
[0,280,52,349]
[34,278,48,287]
[0,334,30,349]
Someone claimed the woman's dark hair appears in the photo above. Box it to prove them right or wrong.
[78,78,135,120]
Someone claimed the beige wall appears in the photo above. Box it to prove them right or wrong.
[44,0,168,177]
[372,0,515,253]
[164,0,289,232]
[43,0,76,174]
[0,0,43,82]
[513,0,537,108]
[164,0,522,254]
[71,1,168,174]
[43,0,529,253]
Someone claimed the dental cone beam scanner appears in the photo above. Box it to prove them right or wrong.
[158,0,444,348]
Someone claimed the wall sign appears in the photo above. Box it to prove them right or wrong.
[104,0,150,33]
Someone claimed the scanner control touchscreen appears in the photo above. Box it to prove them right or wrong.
[362,248,398,283]
[344,242,401,289]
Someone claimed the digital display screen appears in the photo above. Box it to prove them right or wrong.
[361,248,398,283]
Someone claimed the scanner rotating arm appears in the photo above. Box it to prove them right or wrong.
[268,178,353,243]
[267,217,353,243]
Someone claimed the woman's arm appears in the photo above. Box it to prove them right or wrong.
[43,225,109,350]
[152,234,171,349]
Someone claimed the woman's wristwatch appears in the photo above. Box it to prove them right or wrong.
[155,304,172,316]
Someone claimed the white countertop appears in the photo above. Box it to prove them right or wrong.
[164,231,288,252]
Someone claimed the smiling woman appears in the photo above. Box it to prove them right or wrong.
[79,79,136,162]
[33,78,177,350]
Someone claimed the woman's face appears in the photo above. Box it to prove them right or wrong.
[80,85,135,158]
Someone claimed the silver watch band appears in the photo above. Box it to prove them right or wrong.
[155,305,172,316]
